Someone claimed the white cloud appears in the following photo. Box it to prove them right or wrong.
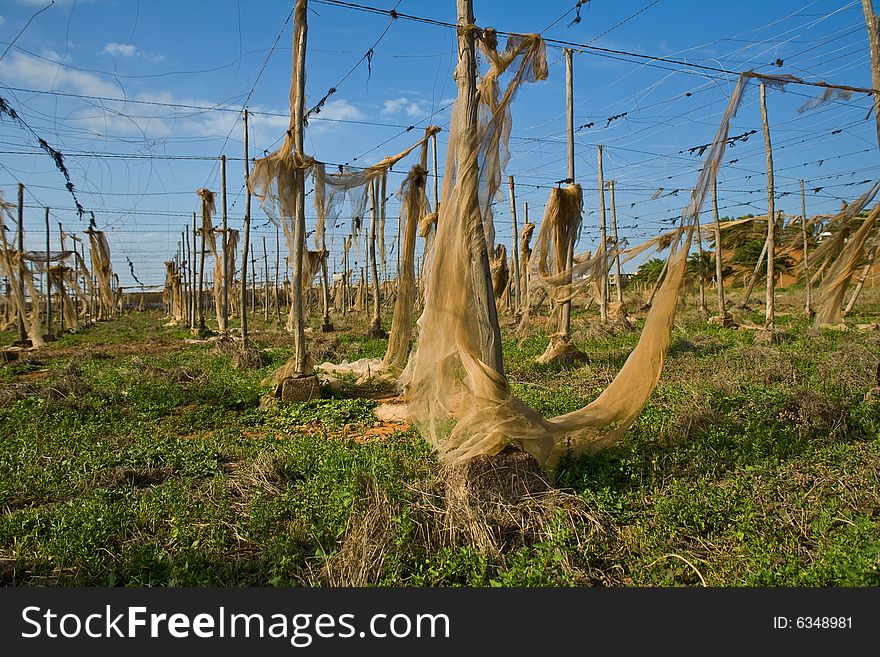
[381,96,427,119]
[0,50,122,98]
[382,97,409,115]
[102,42,137,57]
[315,99,364,122]
[0,16,6,27]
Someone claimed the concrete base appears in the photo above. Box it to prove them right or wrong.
[707,314,737,329]
[753,328,788,345]
[280,374,322,403]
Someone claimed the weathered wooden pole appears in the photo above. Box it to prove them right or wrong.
[288,0,309,373]
[760,83,775,331]
[456,0,504,375]
[275,225,282,324]
[609,180,624,304]
[560,47,577,333]
[597,146,608,321]
[219,154,229,333]
[508,175,521,311]
[368,178,383,336]
[521,202,530,312]
[262,235,270,323]
[15,184,25,342]
[197,203,207,332]
[692,189,707,314]
[711,177,727,320]
[240,109,252,346]
[861,0,880,148]
[251,250,258,315]
[800,179,812,316]
[58,222,66,330]
[44,207,52,336]
[190,213,197,328]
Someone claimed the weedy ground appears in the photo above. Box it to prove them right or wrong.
[0,285,878,586]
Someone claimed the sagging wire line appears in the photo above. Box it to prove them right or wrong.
[126,256,143,285]
[305,0,403,122]
[0,0,55,64]
[0,95,86,219]
[310,0,880,97]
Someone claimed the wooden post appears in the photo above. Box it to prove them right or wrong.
[597,146,608,321]
[508,175,521,311]
[219,154,229,333]
[15,184,25,342]
[368,178,383,335]
[692,190,707,314]
[760,83,775,331]
[275,225,281,324]
[182,230,189,324]
[800,180,812,316]
[610,180,624,304]
[251,250,258,315]
[197,204,207,332]
[58,222,67,330]
[861,0,880,148]
[456,0,504,375]
[560,47,576,334]
[240,109,252,346]
[262,235,269,323]
[288,0,309,372]
[44,207,51,336]
[521,202,530,312]
[712,177,727,319]
[342,241,349,317]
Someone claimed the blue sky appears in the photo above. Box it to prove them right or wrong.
[0,0,876,287]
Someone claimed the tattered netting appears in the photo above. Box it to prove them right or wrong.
[402,59,781,467]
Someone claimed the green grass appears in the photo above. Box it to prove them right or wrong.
[1,286,879,586]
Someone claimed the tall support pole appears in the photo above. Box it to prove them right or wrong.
[289,0,308,372]
[692,189,707,314]
[597,146,608,321]
[44,207,52,336]
[275,225,282,325]
[263,235,270,323]
[712,177,727,320]
[220,154,229,333]
[251,250,257,315]
[197,207,207,332]
[15,184,25,342]
[800,180,812,316]
[760,83,775,331]
[560,47,576,334]
[432,130,440,214]
[609,180,624,304]
[241,109,252,347]
[508,176,521,311]
[190,213,197,329]
[521,202,530,312]
[182,229,190,326]
[861,0,880,148]
[456,0,504,375]
[368,178,383,336]
[58,221,68,332]
[58,222,67,331]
